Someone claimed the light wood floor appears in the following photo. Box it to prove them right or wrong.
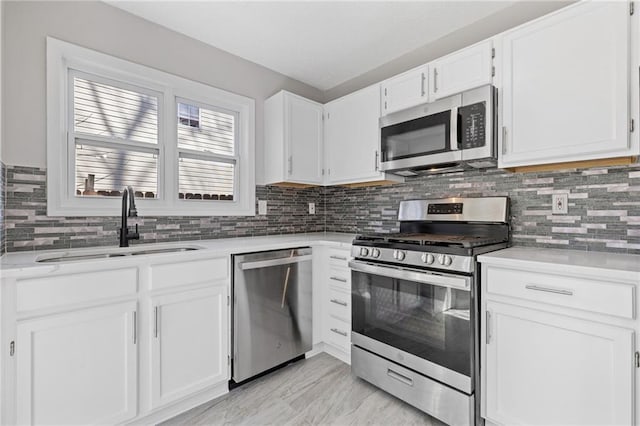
[161,353,446,426]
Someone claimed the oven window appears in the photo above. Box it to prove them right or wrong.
[352,270,471,376]
[381,110,451,162]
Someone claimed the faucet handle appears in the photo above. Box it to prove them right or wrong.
[129,224,140,241]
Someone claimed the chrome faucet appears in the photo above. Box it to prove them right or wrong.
[119,186,140,248]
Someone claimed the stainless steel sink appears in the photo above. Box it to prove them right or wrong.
[130,247,199,256]
[36,246,201,263]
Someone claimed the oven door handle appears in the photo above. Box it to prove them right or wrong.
[348,260,470,291]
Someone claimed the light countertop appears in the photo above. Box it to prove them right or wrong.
[478,247,640,282]
[0,232,355,277]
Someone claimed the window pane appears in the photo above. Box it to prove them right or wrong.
[177,102,235,155]
[76,143,158,198]
[74,76,158,144]
[178,157,234,201]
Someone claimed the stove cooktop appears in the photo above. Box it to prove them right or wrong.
[355,232,506,249]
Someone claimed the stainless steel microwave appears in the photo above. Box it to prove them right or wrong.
[379,85,497,176]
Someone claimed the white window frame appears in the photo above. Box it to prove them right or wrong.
[46,37,255,216]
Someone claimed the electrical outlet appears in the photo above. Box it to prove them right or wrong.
[552,193,568,214]
[309,202,315,215]
[258,200,267,215]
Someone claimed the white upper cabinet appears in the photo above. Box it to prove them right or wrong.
[429,40,494,100]
[325,84,401,185]
[499,1,633,168]
[264,91,324,186]
[380,64,429,115]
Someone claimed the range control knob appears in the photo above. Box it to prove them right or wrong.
[359,247,369,257]
[438,255,453,266]
[371,248,381,258]
[421,253,435,264]
[394,250,406,261]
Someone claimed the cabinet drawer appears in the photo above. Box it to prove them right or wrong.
[150,257,228,290]
[328,249,350,268]
[327,287,351,321]
[485,266,635,319]
[327,266,351,290]
[17,268,138,313]
[325,316,350,351]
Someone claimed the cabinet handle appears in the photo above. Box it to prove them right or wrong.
[330,328,348,337]
[330,276,347,283]
[288,156,293,175]
[330,298,348,307]
[133,311,137,344]
[525,284,573,296]
[486,311,491,344]
[374,150,379,171]
[502,126,507,155]
[420,72,426,97]
[387,368,414,386]
[384,101,387,111]
[9,341,15,357]
[329,255,347,261]
[433,69,438,93]
[154,306,159,338]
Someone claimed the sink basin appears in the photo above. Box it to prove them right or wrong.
[36,246,201,263]
[130,247,199,256]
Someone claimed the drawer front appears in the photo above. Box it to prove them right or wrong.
[150,257,228,290]
[485,266,635,319]
[325,316,351,351]
[17,268,138,313]
[328,249,350,269]
[327,286,351,322]
[328,266,351,290]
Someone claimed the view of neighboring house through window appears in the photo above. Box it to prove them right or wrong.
[73,74,159,198]
[177,100,237,200]
[177,102,200,128]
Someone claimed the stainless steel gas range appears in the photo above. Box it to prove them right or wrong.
[349,197,510,426]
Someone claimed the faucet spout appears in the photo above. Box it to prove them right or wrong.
[119,186,140,248]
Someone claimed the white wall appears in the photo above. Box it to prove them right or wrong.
[1,1,324,183]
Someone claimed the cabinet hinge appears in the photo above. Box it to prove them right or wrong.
[492,66,495,77]
[228,355,231,366]
[491,47,495,59]
[631,2,634,15]
[384,101,387,110]
[9,341,15,357]
[631,119,635,133]
[227,295,230,306]
[635,351,639,367]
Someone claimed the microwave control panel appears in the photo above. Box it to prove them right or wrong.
[459,101,486,149]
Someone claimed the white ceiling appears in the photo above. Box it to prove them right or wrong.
[108,1,515,91]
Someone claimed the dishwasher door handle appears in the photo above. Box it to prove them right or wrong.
[240,255,313,271]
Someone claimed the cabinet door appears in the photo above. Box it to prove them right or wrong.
[381,65,429,115]
[16,302,138,425]
[484,301,634,426]
[285,94,324,184]
[325,85,382,184]
[429,41,493,100]
[500,2,630,168]
[149,285,228,409]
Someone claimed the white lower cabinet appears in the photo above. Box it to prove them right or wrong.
[484,301,634,426]
[16,301,138,425]
[149,285,228,410]
[480,248,640,426]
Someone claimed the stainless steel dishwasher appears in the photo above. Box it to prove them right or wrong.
[232,247,312,383]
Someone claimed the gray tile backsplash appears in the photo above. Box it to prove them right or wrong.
[1,161,5,254]
[324,165,640,254]
[4,163,640,254]
[4,165,324,252]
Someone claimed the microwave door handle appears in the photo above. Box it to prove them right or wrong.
[450,106,459,150]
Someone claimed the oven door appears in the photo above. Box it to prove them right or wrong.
[349,259,474,393]
[379,94,462,173]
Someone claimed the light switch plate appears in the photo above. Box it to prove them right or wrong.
[552,193,568,214]
[309,202,315,215]
[258,200,267,215]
